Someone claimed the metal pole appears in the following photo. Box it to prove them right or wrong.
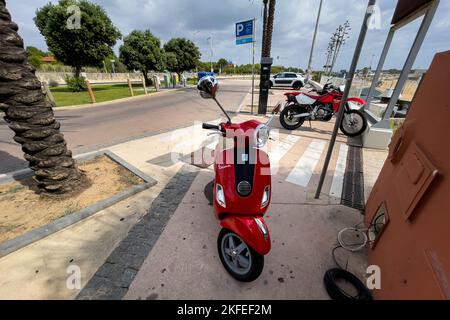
[315,0,377,199]
[251,17,256,115]
[207,36,213,73]
[382,1,438,121]
[306,0,324,83]
[365,28,395,108]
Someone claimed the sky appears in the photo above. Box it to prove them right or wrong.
[5,0,450,71]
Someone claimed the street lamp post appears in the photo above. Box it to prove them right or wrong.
[306,0,324,83]
[207,36,214,73]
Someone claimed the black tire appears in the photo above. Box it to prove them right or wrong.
[323,268,373,301]
[217,229,264,282]
[280,105,305,131]
[340,109,368,137]
[269,81,273,88]
[293,81,303,90]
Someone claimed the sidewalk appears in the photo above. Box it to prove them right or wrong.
[121,113,368,300]
[0,95,384,299]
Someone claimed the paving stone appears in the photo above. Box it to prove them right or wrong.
[76,165,199,300]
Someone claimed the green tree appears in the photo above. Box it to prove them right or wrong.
[165,52,178,73]
[34,0,121,78]
[119,30,165,82]
[164,38,200,75]
[217,58,228,73]
[103,54,128,73]
[26,46,46,58]
[196,61,211,72]
[26,46,46,69]
[0,0,88,195]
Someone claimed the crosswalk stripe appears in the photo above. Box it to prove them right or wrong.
[286,139,327,187]
[329,144,349,198]
[270,135,301,175]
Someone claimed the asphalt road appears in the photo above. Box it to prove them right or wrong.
[0,80,251,174]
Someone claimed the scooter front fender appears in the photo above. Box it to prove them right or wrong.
[220,216,271,256]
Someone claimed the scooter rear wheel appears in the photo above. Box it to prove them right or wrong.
[217,229,264,282]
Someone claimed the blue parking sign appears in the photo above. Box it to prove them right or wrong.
[236,20,254,45]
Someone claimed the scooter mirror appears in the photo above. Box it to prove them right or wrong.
[197,76,219,99]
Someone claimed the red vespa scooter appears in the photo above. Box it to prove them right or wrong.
[198,76,272,282]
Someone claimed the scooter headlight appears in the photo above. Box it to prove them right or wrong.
[216,184,226,208]
[261,186,270,208]
[254,124,270,148]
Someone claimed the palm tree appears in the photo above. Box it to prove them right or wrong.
[264,0,276,58]
[261,0,269,59]
[0,0,88,194]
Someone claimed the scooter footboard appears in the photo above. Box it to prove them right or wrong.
[220,216,271,256]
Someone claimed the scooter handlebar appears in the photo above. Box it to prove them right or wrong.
[202,123,221,131]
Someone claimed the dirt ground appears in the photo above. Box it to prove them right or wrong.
[0,155,144,244]
[377,77,419,101]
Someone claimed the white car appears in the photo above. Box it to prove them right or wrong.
[269,72,305,90]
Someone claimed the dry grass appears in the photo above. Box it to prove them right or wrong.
[0,155,144,244]
[377,77,419,101]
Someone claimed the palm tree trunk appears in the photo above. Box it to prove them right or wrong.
[264,0,276,58]
[261,0,269,59]
[0,0,88,195]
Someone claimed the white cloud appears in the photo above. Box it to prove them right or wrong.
[5,0,450,71]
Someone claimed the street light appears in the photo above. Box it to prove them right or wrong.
[306,0,324,82]
[207,36,214,73]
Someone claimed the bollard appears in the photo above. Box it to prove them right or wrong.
[153,75,160,92]
[85,80,96,104]
[127,78,134,97]
[142,77,148,95]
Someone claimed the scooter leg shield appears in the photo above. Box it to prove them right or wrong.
[220,216,271,256]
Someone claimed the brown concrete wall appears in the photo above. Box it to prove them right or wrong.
[365,51,450,300]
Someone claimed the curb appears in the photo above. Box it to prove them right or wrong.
[236,88,252,113]
[0,150,157,259]
[0,150,99,184]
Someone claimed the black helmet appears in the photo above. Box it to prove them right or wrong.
[197,76,218,99]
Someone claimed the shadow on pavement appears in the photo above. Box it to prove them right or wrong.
[0,150,27,174]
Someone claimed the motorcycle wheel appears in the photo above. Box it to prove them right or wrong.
[280,105,306,130]
[340,110,368,137]
[218,228,264,282]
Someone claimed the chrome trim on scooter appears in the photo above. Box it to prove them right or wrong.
[255,218,269,240]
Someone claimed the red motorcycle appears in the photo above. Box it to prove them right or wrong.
[198,76,272,282]
[275,83,368,137]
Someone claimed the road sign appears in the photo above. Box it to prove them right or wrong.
[236,20,254,45]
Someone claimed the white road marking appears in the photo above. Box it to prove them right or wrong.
[329,144,349,198]
[286,139,327,187]
[270,135,301,175]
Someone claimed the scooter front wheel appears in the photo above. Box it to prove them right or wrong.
[218,229,264,282]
